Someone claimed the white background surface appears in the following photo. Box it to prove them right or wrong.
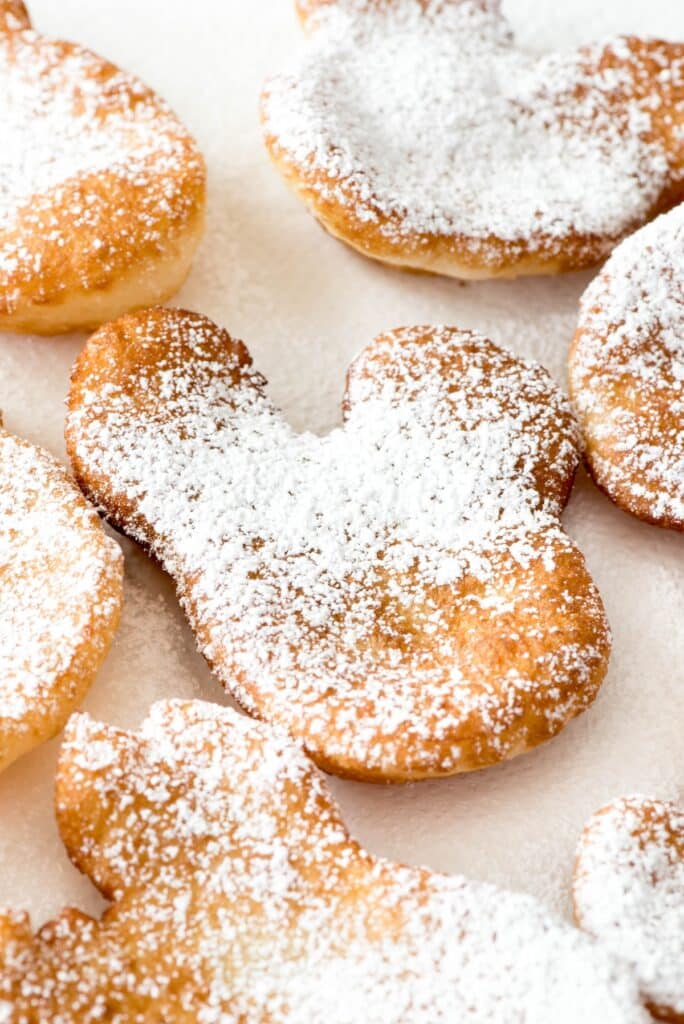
[1,0,682,927]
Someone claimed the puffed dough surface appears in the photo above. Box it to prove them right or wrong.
[0,701,651,1022]
[263,0,684,279]
[569,205,684,530]
[66,308,610,782]
[0,1,205,334]
[0,424,123,773]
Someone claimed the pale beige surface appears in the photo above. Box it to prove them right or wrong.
[0,0,682,927]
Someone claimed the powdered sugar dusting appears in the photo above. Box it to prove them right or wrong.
[67,310,609,779]
[0,701,651,1021]
[0,16,204,294]
[263,0,684,266]
[0,430,121,758]
[574,796,684,1019]
[570,205,684,528]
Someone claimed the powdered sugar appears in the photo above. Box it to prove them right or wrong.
[67,311,610,779]
[0,14,204,288]
[0,430,121,756]
[574,796,684,1019]
[0,40,161,229]
[0,700,651,1021]
[263,0,684,265]
[570,205,684,527]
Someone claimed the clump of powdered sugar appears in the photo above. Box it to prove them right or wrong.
[262,0,684,259]
[574,796,684,1018]
[67,313,608,777]
[0,700,650,1021]
[0,431,121,749]
[571,205,684,525]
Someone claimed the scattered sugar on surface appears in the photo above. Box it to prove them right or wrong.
[85,562,228,730]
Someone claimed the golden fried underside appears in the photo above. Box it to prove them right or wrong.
[0,4,206,335]
[263,1,684,280]
[66,309,610,782]
[0,427,123,772]
[263,157,681,282]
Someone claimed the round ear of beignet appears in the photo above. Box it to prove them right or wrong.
[0,1,30,31]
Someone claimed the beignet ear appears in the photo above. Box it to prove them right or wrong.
[55,714,169,899]
[67,307,267,553]
[0,1,31,32]
[57,703,349,903]
[344,325,580,513]
[140,701,350,871]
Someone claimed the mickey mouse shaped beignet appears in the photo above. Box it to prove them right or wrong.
[574,797,684,1023]
[66,309,610,782]
[0,1,205,334]
[569,205,684,530]
[0,424,123,772]
[262,0,684,279]
[0,701,650,1021]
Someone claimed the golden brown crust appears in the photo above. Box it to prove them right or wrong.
[569,207,684,531]
[0,702,650,1020]
[263,3,684,279]
[260,142,609,280]
[0,427,123,772]
[0,12,206,334]
[66,308,610,783]
[569,332,684,531]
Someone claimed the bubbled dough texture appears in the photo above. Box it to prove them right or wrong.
[0,0,681,928]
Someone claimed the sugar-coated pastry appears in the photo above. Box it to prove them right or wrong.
[65,308,610,782]
[0,701,651,1022]
[262,0,684,279]
[0,424,123,772]
[574,796,684,1023]
[0,1,206,334]
[569,206,684,530]
[0,0,28,31]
